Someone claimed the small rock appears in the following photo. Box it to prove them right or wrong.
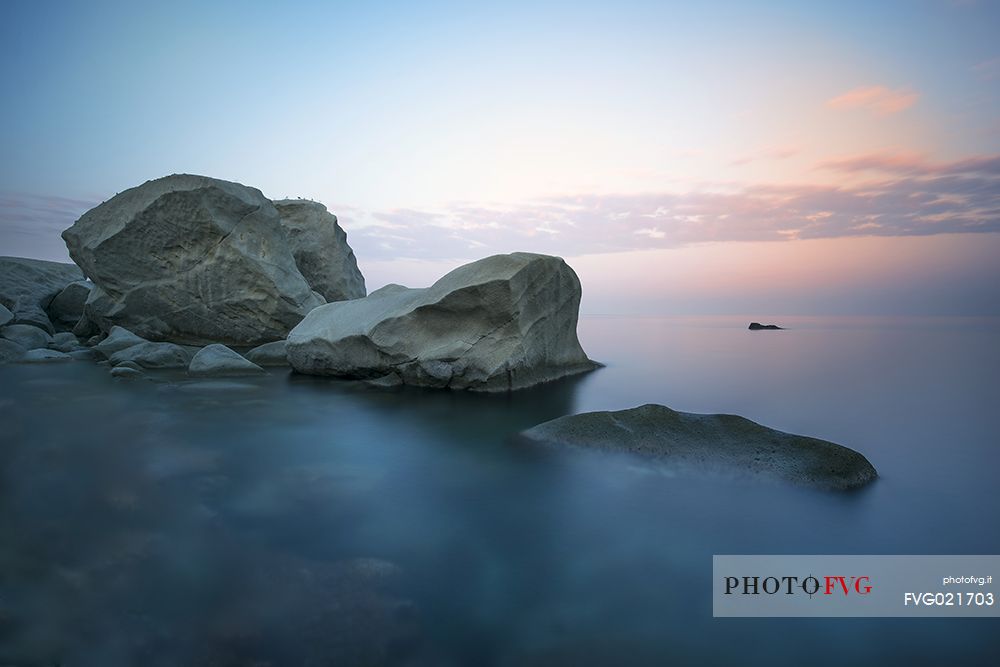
[47,280,93,330]
[110,366,145,380]
[113,360,143,371]
[245,340,289,367]
[189,344,265,376]
[109,341,191,369]
[21,348,73,363]
[49,331,82,352]
[748,322,783,330]
[86,334,104,347]
[93,326,147,357]
[0,303,12,327]
[2,323,53,350]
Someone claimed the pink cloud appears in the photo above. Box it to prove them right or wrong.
[819,151,1000,176]
[826,85,919,116]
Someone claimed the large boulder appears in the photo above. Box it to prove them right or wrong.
[287,252,598,391]
[274,199,366,302]
[47,280,93,330]
[61,174,325,345]
[517,404,878,491]
[0,256,84,333]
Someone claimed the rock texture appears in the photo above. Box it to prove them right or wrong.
[1,324,52,350]
[518,404,877,490]
[189,344,264,376]
[47,280,93,330]
[49,332,82,352]
[93,326,147,358]
[287,252,598,391]
[108,341,192,369]
[245,340,289,367]
[61,174,325,345]
[0,256,83,333]
[274,199,366,302]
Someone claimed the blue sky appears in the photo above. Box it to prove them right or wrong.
[1,0,998,314]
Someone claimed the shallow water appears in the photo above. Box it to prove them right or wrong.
[2,315,999,665]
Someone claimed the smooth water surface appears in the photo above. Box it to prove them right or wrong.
[2,316,999,665]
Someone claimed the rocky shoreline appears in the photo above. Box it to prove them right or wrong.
[1,173,877,489]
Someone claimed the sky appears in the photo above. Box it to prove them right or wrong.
[1,0,998,315]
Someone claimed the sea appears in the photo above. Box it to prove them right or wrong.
[1,315,998,666]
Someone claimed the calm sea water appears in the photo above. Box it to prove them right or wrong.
[2,315,999,666]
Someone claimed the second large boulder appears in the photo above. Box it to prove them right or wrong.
[287,252,598,391]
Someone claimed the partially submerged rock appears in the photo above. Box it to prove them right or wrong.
[189,344,265,376]
[93,326,148,358]
[287,252,598,391]
[517,404,877,491]
[20,349,73,363]
[274,199,366,303]
[110,365,145,380]
[62,174,325,345]
[1,324,53,350]
[245,340,289,367]
[109,341,192,369]
[748,322,783,330]
[0,256,83,333]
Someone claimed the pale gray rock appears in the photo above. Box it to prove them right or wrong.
[0,338,27,364]
[189,344,265,376]
[21,348,73,363]
[47,280,93,330]
[274,199,366,302]
[114,360,143,371]
[93,326,147,358]
[517,404,878,491]
[245,340,289,367]
[109,341,191,369]
[0,256,83,333]
[49,331,82,352]
[1,324,53,350]
[287,252,598,391]
[110,366,145,380]
[0,303,12,327]
[62,174,325,345]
